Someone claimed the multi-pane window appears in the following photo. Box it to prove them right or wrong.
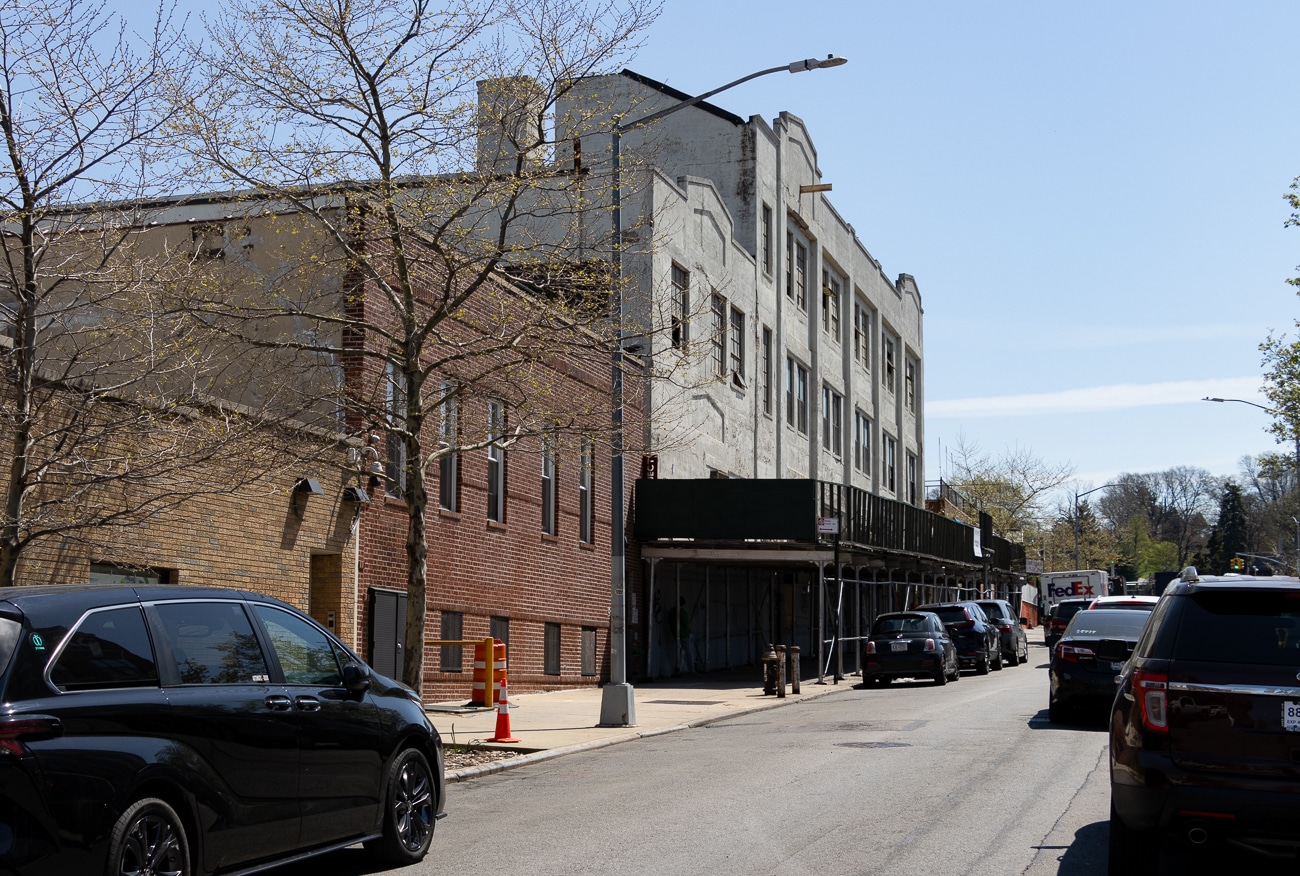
[761,205,773,275]
[785,232,794,302]
[439,611,463,672]
[710,292,726,378]
[490,616,510,647]
[439,382,458,512]
[671,263,689,350]
[883,336,896,392]
[907,452,918,505]
[854,410,871,474]
[541,434,557,535]
[761,326,773,416]
[794,240,808,310]
[579,438,594,543]
[385,364,407,498]
[822,269,841,338]
[884,434,897,493]
[487,400,506,523]
[822,387,843,456]
[729,306,745,385]
[854,298,871,368]
[905,359,916,412]
[786,357,808,434]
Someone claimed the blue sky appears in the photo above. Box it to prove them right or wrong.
[116,1,1299,493]
[631,1,1300,491]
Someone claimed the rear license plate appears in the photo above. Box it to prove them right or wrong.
[891,641,908,652]
[1284,701,1300,732]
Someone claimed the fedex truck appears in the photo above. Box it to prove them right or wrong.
[1041,569,1109,609]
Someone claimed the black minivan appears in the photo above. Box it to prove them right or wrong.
[0,584,445,876]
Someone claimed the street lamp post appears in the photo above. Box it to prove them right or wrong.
[598,56,848,727]
[1203,396,1300,471]
[1073,483,1119,569]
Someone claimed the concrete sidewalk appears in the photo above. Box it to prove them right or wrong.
[427,663,856,782]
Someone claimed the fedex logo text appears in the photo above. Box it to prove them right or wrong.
[1048,580,1097,599]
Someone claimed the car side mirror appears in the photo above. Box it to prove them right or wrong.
[341,662,371,694]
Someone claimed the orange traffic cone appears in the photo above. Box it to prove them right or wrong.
[488,678,520,743]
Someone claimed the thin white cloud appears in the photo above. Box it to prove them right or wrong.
[927,376,1265,419]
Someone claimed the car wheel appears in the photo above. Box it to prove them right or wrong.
[1108,802,1159,876]
[947,658,960,681]
[1006,648,1019,667]
[366,748,436,866]
[108,797,191,876]
[991,647,1003,671]
[976,653,989,675]
[1048,698,1066,723]
[933,667,947,686]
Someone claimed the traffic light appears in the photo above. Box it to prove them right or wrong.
[1229,557,1245,572]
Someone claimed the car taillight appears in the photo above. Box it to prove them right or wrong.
[998,623,1012,632]
[924,638,936,652]
[1056,642,1095,663]
[0,717,62,756]
[865,641,876,655]
[1133,669,1168,732]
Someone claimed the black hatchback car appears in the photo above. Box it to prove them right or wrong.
[1109,568,1300,873]
[863,611,960,686]
[916,602,1001,674]
[0,584,445,876]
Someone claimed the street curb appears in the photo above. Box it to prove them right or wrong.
[445,678,856,783]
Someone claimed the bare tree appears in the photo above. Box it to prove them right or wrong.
[0,1,289,585]
[178,0,661,691]
[945,434,1074,544]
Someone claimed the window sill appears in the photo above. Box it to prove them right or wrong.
[438,508,462,521]
[486,520,508,532]
[578,540,596,551]
[541,533,558,544]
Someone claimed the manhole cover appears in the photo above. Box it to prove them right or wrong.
[835,741,911,749]
[646,699,724,706]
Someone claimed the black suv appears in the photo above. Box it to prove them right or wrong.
[916,602,1001,674]
[0,584,445,876]
[1109,568,1300,872]
[1045,597,1092,649]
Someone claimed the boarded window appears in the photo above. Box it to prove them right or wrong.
[544,622,561,675]
[581,627,597,676]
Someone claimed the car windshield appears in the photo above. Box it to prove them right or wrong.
[1056,602,1088,621]
[927,607,968,625]
[977,603,1006,620]
[1064,609,1149,639]
[1172,589,1300,665]
[873,615,928,634]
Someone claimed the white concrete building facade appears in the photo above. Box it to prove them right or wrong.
[558,71,924,501]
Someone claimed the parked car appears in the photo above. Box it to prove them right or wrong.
[863,611,960,686]
[0,584,445,876]
[1087,595,1160,611]
[975,598,1030,666]
[916,602,1001,674]
[1044,596,1092,648]
[1109,567,1300,874]
[1048,608,1150,723]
